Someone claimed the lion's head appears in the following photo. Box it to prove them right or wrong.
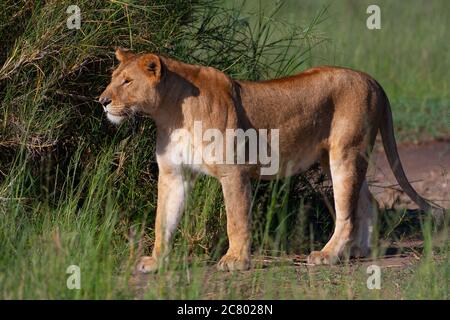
[99,48,163,124]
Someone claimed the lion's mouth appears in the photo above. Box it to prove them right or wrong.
[103,104,129,125]
[104,104,127,117]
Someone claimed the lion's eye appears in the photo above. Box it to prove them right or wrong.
[122,79,132,85]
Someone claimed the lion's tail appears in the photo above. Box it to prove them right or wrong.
[378,89,445,223]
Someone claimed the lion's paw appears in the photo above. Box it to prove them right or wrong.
[135,256,159,274]
[307,251,339,265]
[217,254,250,272]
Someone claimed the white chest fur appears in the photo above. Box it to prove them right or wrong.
[156,129,212,176]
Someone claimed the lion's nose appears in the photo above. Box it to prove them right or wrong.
[99,96,112,106]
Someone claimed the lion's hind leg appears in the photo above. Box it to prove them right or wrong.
[350,180,378,258]
[308,148,368,265]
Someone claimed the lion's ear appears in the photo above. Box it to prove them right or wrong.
[115,48,134,62]
[142,54,162,79]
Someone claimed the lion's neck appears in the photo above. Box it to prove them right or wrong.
[149,58,206,132]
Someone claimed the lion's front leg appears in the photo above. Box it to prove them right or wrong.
[136,170,188,273]
[218,171,252,271]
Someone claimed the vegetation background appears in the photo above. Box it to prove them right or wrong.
[0,0,448,299]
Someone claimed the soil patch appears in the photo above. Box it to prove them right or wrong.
[368,140,449,209]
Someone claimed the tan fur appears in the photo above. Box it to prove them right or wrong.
[100,48,437,272]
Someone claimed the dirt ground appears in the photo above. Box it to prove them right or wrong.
[368,140,449,210]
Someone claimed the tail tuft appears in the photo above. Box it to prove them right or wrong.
[378,89,445,227]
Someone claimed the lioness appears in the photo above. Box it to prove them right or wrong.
[99,48,440,272]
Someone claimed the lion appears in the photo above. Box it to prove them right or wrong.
[99,48,442,272]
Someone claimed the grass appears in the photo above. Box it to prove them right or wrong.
[0,0,448,299]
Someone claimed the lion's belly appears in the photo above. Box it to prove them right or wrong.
[256,142,323,180]
[157,125,326,180]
